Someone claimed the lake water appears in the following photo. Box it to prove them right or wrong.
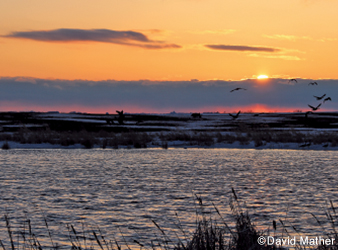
[1,148,338,249]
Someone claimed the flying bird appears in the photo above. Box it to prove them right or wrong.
[229,111,241,119]
[308,82,318,86]
[308,103,321,111]
[323,97,332,103]
[288,79,297,83]
[313,94,326,100]
[230,88,246,92]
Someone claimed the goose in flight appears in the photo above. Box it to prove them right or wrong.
[308,82,318,86]
[288,79,297,83]
[313,94,326,100]
[230,88,246,92]
[323,97,332,103]
[308,103,321,111]
[229,111,241,119]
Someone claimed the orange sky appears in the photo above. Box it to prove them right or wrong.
[1,0,338,81]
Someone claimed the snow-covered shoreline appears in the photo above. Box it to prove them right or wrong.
[1,140,337,151]
[2,111,338,151]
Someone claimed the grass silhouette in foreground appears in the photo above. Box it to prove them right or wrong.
[2,190,338,250]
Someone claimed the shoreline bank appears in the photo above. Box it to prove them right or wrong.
[1,140,337,151]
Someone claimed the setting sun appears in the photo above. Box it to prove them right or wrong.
[257,75,269,79]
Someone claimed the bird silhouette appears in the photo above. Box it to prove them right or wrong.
[229,111,241,119]
[308,82,318,86]
[116,110,125,125]
[308,103,321,111]
[230,88,246,92]
[323,97,332,103]
[313,94,326,100]
[116,110,124,116]
[288,79,297,83]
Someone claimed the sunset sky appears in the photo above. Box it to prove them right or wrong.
[1,0,338,112]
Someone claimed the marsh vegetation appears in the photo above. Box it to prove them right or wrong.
[1,192,338,250]
[1,111,338,149]
[1,128,338,149]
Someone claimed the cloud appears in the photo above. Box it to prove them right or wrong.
[204,44,302,60]
[205,44,281,52]
[248,53,301,61]
[317,37,338,42]
[190,29,236,35]
[263,34,312,41]
[14,77,37,84]
[264,34,338,43]
[4,28,181,49]
[0,77,337,112]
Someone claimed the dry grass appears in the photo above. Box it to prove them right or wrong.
[1,128,338,148]
[3,190,338,250]
[1,141,10,150]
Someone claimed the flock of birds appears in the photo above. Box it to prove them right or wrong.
[104,79,334,149]
[110,79,333,128]
[227,79,334,148]
[227,79,332,120]
[106,110,125,125]
[289,79,332,112]
[305,82,331,116]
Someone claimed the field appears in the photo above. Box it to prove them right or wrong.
[1,111,338,149]
[2,112,338,249]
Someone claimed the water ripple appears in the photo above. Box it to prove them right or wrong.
[1,148,338,247]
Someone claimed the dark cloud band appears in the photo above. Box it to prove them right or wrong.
[205,44,280,52]
[0,77,336,112]
[4,28,181,49]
